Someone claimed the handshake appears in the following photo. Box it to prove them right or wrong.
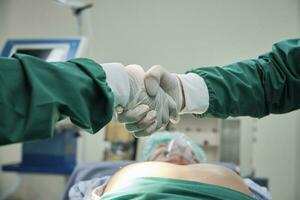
[113,64,185,137]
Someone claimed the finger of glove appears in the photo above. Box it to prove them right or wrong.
[133,120,158,137]
[125,110,157,132]
[161,100,170,126]
[144,65,165,97]
[117,104,149,123]
[170,112,180,124]
[167,95,180,124]
[157,90,178,126]
[145,120,158,135]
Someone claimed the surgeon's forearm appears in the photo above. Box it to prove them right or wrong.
[187,39,300,118]
[0,54,115,145]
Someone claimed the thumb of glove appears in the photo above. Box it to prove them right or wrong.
[144,65,181,124]
[144,66,163,97]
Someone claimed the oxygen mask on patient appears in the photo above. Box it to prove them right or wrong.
[162,134,199,164]
[143,131,207,165]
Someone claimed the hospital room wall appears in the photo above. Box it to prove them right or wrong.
[0,0,300,199]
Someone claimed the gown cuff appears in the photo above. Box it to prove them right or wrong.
[177,73,209,114]
[102,63,130,107]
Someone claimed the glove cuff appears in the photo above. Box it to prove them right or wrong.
[177,73,209,114]
[102,63,130,107]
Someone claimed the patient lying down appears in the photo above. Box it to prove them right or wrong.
[69,132,270,200]
[96,161,253,199]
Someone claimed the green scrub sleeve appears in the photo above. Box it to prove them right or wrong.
[0,53,114,145]
[188,39,300,118]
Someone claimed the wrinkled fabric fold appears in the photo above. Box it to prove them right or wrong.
[188,39,300,118]
[0,54,114,145]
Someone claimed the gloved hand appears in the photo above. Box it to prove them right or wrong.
[116,65,178,137]
[144,65,184,123]
[144,65,210,117]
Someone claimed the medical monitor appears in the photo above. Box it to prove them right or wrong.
[1,38,86,61]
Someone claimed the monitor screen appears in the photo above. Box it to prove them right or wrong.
[1,38,85,61]
[16,49,53,60]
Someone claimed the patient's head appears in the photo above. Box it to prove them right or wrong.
[143,131,207,165]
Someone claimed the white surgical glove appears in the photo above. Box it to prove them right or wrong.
[104,64,177,137]
[144,65,209,117]
[144,65,183,123]
[101,63,131,108]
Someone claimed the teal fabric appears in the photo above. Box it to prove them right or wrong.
[100,177,255,200]
[0,54,114,145]
[188,39,300,118]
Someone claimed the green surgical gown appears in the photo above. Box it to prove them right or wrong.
[189,39,300,118]
[0,54,114,145]
[1,39,300,145]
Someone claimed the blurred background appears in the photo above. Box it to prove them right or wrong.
[0,0,299,199]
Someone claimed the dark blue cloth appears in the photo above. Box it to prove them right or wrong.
[63,161,134,200]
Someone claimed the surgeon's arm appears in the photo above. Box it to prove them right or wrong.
[0,54,115,145]
[189,39,300,118]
